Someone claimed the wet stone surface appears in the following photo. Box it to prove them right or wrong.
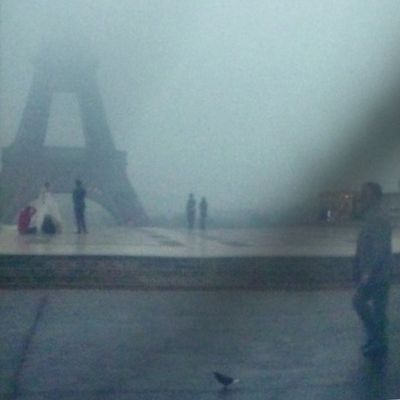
[0,225,366,257]
[1,287,400,399]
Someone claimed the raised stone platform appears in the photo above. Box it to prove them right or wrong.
[0,225,399,289]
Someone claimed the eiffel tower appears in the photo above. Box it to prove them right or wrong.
[0,39,148,225]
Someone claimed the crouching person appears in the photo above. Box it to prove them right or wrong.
[18,205,38,235]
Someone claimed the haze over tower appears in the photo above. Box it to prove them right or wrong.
[0,34,148,225]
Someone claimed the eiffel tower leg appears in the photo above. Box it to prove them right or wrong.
[87,154,148,226]
[0,154,46,223]
[14,74,51,148]
[1,41,148,226]
[1,76,52,223]
[76,77,148,225]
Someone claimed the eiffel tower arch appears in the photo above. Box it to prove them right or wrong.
[0,39,148,225]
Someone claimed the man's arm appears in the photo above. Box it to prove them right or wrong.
[356,226,376,286]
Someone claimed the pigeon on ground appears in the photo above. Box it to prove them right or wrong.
[213,371,239,388]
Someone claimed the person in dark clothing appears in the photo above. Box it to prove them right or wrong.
[352,182,392,357]
[186,193,196,230]
[73,179,87,234]
[199,197,208,230]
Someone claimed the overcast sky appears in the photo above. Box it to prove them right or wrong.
[2,1,400,216]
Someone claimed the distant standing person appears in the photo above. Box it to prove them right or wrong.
[352,182,392,357]
[186,193,196,230]
[199,197,208,230]
[73,179,87,234]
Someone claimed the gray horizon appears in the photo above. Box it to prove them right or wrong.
[2,0,400,219]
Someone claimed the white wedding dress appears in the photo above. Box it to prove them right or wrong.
[31,188,62,233]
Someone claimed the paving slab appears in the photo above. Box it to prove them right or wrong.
[1,288,400,399]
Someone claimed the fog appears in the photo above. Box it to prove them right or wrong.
[2,1,400,220]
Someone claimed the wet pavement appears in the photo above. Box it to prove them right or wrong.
[0,224,375,257]
[1,287,400,399]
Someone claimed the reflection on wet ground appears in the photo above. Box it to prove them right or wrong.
[0,224,388,257]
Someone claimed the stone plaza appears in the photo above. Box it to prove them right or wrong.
[0,225,400,399]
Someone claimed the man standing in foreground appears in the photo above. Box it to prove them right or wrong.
[353,182,392,356]
[73,179,87,234]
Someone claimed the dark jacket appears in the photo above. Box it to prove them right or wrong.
[353,205,392,285]
[73,187,86,209]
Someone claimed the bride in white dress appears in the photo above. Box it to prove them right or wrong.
[32,182,62,233]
